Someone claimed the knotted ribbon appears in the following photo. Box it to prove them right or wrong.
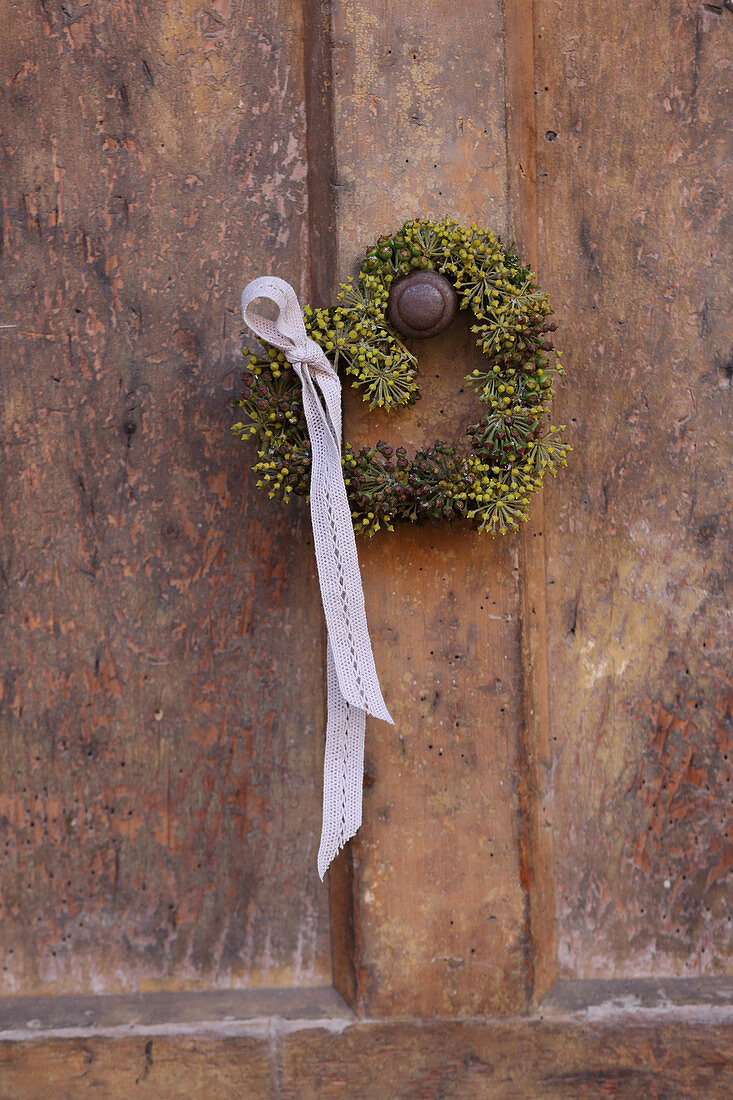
[241,276,394,879]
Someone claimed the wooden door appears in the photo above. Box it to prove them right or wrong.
[0,0,730,1096]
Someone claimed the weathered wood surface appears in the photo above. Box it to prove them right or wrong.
[345,526,526,1017]
[0,0,729,1070]
[326,0,533,1016]
[504,0,559,1007]
[536,0,732,976]
[280,1017,733,1099]
[0,0,330,994]
[0,1013,731,1098]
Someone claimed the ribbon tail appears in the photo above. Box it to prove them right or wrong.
[317,639,366,880]
[296,371,393,725]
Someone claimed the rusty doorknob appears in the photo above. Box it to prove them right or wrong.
[388,270,458,339]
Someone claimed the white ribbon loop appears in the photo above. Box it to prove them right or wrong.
[241,277,393,878]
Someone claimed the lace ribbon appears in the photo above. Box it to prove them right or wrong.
[241,276,394,879]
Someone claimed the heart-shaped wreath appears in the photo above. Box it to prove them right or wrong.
[233,218,570,536]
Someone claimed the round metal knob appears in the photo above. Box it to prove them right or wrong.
[388,270,458,339]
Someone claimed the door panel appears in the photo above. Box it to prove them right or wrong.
[0,0,730,1092]
[327,0,533,1016]
[536,0,732,980]
[0,0,329,995]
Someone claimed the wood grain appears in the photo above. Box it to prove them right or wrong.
[0,1011,730,1099]
[280,1016,733,1099]
[349,524,527,1017]
[0,0,330,994]
[327,0,531,1016]
[534,0,732,977]
[0,1035,276,1099]
[1,0,728,1067]
[504,0,559,1007]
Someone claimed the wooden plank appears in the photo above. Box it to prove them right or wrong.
[504,0,558,1007]
[0,1035,276,1099]
[281,1017,733,1099]
[534,0,732,977]
[0,1011,730,1098]
[0,0,329,994]
[327,0,530,1016]
[346,525,526,1017]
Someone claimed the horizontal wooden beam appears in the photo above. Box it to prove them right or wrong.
[0,984,730,1097]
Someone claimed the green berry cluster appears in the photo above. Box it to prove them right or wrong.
[232,218,571,536]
